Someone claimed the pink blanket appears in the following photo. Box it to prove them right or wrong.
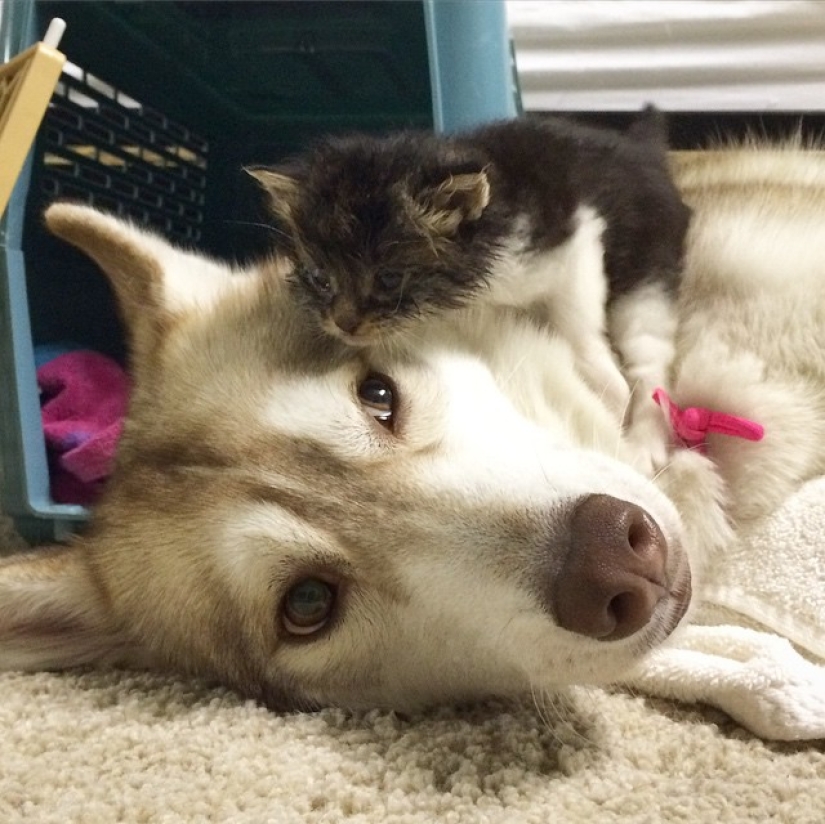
[37,350,129,506]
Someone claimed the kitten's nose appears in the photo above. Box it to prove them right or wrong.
[332,300,361,336]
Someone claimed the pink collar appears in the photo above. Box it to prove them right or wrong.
[652,388,765,452]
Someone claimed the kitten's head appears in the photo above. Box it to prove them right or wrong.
[248,132,504,345]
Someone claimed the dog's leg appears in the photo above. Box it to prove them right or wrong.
[609,283,677,476]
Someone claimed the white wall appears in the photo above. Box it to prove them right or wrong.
[507,0,825,112]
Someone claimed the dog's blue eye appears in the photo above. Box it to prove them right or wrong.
[283,579,335,636]
[358,374,395,428]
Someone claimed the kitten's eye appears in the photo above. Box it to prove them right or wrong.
[306,267,332,294]
[358,373,395,429]
[377,271,404,292]
[282,578,336,636]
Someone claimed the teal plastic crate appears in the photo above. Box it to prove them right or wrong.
[0,0,518,542]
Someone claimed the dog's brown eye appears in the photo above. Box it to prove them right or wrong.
[306,267,332,294]
[358,374,395,428]
[283,578,335,636]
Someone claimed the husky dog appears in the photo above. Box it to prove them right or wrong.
[249,111,691,472]
[0,148,824,727]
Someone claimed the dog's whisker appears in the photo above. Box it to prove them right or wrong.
[531,684,593,750]
[650,461,675,486]
[529,681,566,746]
[529,686,572,752]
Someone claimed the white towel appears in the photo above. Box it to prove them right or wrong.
[630,477,825,740]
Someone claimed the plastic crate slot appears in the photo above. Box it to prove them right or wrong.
[111,178,138,200]
[115,90,141,111]
[62,60,84,81]
[66,86,97,111]
[150,175,174,195]
[41,176,59,196]
[83,119,114,146]
[41,178,92,204]
[96,151,126,168]
[136,189,162,210]
[44,126,64,147]
[42,154,71,169]
[76,163,109,188]
[99,106,128,130]
[142,108,168,130]
[65,143,96,160]
[48,105,81,131]
[127,118,154,146]
[94,194,120,214]
[84,72,115,100]
[179,204,202,223]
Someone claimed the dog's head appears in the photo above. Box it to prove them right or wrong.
[0,204,693,710]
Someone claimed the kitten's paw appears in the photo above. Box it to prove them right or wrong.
[623,396,672,477]
[580,358,631,421]
[602,373,633,421]
[623,431,670,478]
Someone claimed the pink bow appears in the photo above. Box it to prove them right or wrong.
[652,388,764,452]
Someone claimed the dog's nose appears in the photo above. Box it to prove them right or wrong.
[552,494,668,641]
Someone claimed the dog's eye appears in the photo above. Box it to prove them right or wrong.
[282,579,335,636]
[377,271,403,293]
[306,267,332,294]
[358,374,395,428]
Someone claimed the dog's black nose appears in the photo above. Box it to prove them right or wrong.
[551,494,668,641]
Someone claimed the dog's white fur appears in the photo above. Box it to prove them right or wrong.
[0,148,824,724]
[485,207,628,415]
[483,204,676,474]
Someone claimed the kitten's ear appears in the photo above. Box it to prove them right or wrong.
[246,167,301,224]
[407,170,491,238]
[626,104,668,148]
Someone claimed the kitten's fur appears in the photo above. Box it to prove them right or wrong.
[250,110,690,472]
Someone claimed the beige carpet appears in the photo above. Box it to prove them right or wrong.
[0,668,823,823]
[1,484,824,822]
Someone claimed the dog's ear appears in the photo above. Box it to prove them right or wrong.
[405,168,491,239]
[44,203,240,367]
[245,167,301,225]
[0,546,130,671]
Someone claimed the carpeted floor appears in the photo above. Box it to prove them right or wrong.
[1,472,824,823]
[1,667,823,823]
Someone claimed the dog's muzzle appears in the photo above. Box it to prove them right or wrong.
[550,494,690,641]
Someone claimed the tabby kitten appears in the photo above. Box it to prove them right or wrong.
[249,109,690,468]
